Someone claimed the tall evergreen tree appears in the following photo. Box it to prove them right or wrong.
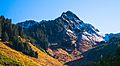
[0,21,2,38]
[0,16,4,38]
[2,32,9,41]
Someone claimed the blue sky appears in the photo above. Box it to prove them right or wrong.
[0,0,120,34]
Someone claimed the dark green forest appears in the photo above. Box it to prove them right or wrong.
[91,37,120,66]
[0,16,38,58]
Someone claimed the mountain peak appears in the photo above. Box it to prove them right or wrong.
[63,11,74,15]
[16,11,104,62]
[61,11,80,20]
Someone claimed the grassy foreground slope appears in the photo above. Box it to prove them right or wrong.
[0,52,23,66]
[0,42,63,66]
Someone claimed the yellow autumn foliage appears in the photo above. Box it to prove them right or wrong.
[0,42,63,66]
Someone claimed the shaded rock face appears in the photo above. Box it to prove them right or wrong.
[17,20,38,29]
[17,11,104,62]
[104,33,120,41]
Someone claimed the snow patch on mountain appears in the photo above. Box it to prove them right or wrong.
[61,11,104,52]
[82,35,90,41]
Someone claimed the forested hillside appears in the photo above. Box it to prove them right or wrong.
[0,16,63,66]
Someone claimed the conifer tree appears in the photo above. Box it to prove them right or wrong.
[2,32,9,41]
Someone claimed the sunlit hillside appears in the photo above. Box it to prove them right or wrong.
[0,42,63,66]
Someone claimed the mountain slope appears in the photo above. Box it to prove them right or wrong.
[0,52,23,66]
[104,33,120,41]
[0,16,63,66]
[0,42,63,66]
[17,11,104,62]
[1,11,119,66]
[65,37,120,66]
